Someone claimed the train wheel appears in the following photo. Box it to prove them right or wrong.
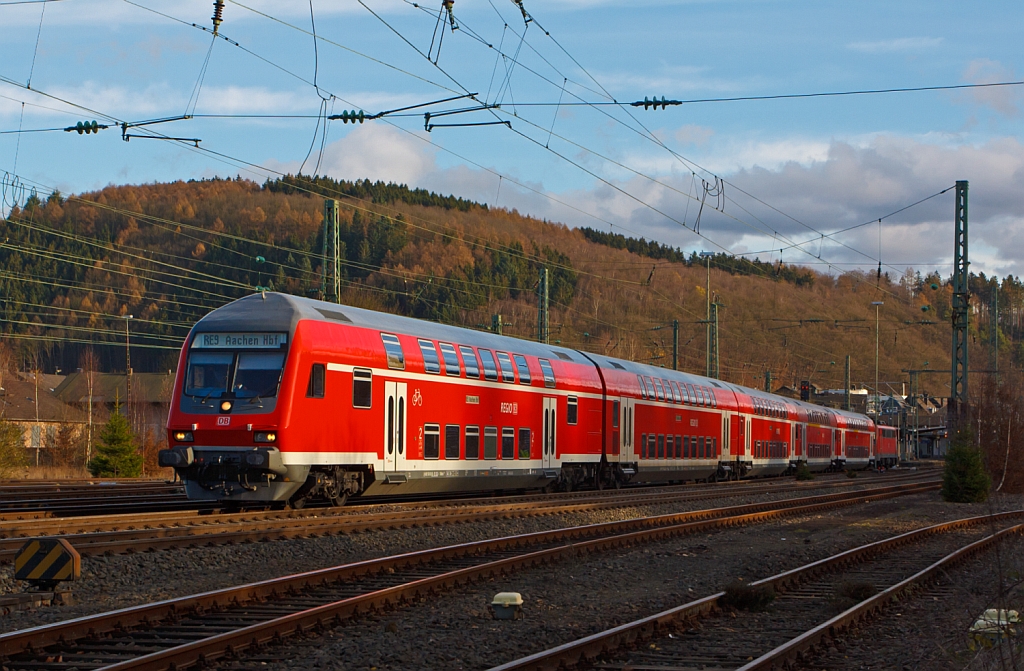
[330,492,348,507]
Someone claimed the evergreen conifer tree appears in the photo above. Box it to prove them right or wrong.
[942,427,991,503]
[88,407,142,477]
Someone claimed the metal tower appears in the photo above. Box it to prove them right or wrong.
[707,302,720,379]
[537,268,549,344]
[950,180,969,428]
[321,199,341,302]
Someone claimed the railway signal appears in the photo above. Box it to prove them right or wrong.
[800,380,810,401]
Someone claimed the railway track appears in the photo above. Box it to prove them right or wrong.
[0,473,936,561]
[0,479,937,671]
[0,480,191,518]
[489,510,1023,671]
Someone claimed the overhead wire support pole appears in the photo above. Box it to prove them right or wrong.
[322,199,340,302]
[537,268,549,344]
[950,180,969,431]
[672,319,679,371]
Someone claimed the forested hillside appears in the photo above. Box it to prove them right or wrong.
[0,175,1021,398]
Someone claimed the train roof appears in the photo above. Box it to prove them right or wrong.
[193,292,595,365]
[194,293,877,428]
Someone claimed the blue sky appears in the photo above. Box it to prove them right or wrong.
[1,0,1022,278]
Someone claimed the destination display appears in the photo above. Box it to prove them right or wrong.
[191,333,288,349]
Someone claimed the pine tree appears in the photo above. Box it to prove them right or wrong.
[0,418,28,478]
[88,407,142,477]
[942,427,991,503]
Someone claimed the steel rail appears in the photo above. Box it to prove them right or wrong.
[0,481,937,670]
[0,476,932,561]
[487,509,1024,671]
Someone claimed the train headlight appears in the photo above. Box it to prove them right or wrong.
[254,431,277,443]
[220,400,233,412]
[173,431,194,443]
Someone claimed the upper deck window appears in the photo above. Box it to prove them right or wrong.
[418,340,441,374]
[495,352,516,383]
[479,349,499,381]
[381,333,405,370]
[459,345,480,378]
[439,343,461,376]
[512,354,531,385]
[539,359,556,388]
[637,375,647,399]
[653,378,665,401]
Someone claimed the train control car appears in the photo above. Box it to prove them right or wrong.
[160,293,886,507]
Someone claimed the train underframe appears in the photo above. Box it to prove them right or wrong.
[162,444,870,510]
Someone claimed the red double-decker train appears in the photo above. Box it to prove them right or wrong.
[160,293,900,507]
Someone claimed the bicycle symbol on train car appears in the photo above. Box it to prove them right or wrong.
[412,389,423,406]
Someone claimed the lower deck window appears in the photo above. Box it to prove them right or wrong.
[484,427,498,460]
[666,435,674,459]
[353,368,372,408]
[641,433,647,458]
[519,428,531,459]
[657,434,665,458]
[424,424,440,459]
[502,427,515,459]
[445,425,460,459]
[648,434,656,459]
[698,436,705,458]
[465,426,480,460]
[675,435,682,458]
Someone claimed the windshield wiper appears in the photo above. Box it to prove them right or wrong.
[248,395,264,408]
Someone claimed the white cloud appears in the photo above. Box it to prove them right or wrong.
[847,37,943,54]
[962,59,1021,117]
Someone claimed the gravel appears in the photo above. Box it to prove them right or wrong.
[795,523,1024,670]
[206,491,1024,671]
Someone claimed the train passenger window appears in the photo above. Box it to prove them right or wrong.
[445,425,460,459]
[479,350,499,381]
[502,427,515,459]
[424,424,440,459]
[710,391,717,408]
[653,378,665,401]
[459,345,480,378]
[657,434,665,458]
[439,343,461,377]
[419,340,441,374]
[496,352,515,383]
[465,426,480,459]
[666,435,674,458]
[484,427,498,459]
[567,396,579,425]
[352,368,372,408]
[641,434,647,458]
[381,333,405,370]
[686,384,697,405]
[612,401,620,428]
[306,363,325,399]
[519,428,531,459]
[711,437,717,458]
[512,354,532,385]
[701,387,711,407]
[669,380,681,404]
[698,436,706,459]
[649,434,657,460]
[637,375,648,399]
[675,434,682,458]
[539,359,556,388]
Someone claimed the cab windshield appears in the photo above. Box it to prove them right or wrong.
[185,351,286,399]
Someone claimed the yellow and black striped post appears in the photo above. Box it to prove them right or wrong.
[14,539,80,589]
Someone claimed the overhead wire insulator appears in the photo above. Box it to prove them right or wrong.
[64,120,106,134]
[328,110,366,124]
[212,0,225,35]
[630,95,682,110]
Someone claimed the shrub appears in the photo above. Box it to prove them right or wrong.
[720,581,775,611]
[795,462,814,481]
[942,428,991,503]
[88,408,142,478]
[846,469,858,478]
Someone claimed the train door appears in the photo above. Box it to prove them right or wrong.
[384,381,408,472]
[542,397,558,469]
[730,415,743,456]
[618,397,634,461]
[721,415,730,458]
